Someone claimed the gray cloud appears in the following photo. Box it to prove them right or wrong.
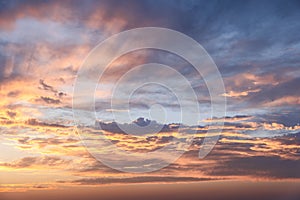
[70,176,216,185]
[208,155,300,178]
[256,107,300,126]
[246,77,300,106]
[0,156,71,168]
[25,118,66,128]
[39,96,61,104]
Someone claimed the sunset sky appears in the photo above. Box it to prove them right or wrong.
[0,0,300,199]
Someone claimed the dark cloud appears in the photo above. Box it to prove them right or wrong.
[276,132,300,146]
[256,107,300,126]
[32,184,51,189]
[224,115,251,120]
[205,115,252,122]
[208,155,300,178]
[7,90,20,97]
[39,79,56,93]
[70,176,215,185]
[6,110,17,118]
[96,118,175,134]
[161,132,300,179]
[39,96,61,104]
[25,118,66,128]
[39,79,67,98]
[246,77,300,106]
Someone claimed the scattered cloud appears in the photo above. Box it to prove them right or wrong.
[0,0,299,193]
[0,156,71,169]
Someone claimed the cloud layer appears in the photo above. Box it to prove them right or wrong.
[0,0,299,194]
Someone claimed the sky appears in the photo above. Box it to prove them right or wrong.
[0,0,300,199]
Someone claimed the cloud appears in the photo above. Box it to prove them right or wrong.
[180,133,300,179]
[0,156,71,168]
[6,110,17,119]
[203,115,253,123]
[38,96,61,104]
[96,118,174,134]
[0,0,299,191]
[24,118,66,128]
[207,155,300,178]
[0,0,299,127]
[0,115,299,188]
[222,89,261,98]
[70,176,216,185]
[246,77,300,107]
[39,79,56,93]
[17,136,78,149]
